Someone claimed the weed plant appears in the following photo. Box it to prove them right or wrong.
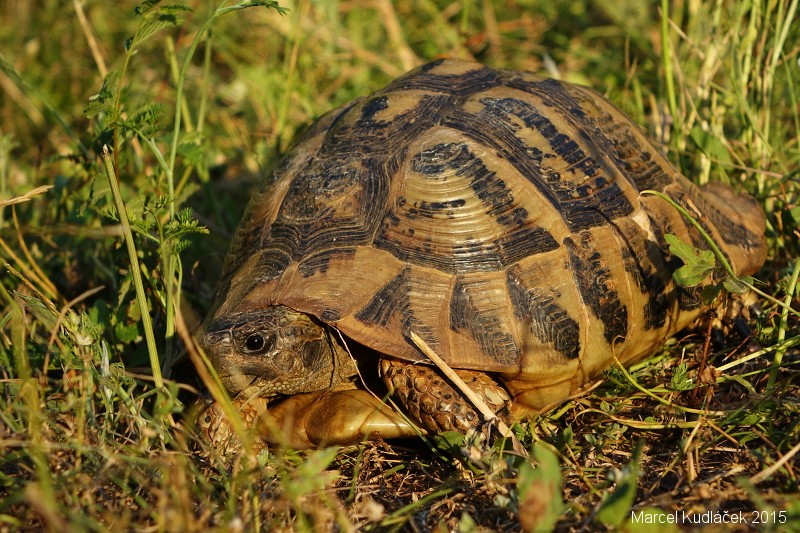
[0,0,798,531]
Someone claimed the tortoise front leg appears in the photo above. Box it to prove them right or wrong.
[380,358,512,434]
[267,389,420,447]
[200,389,419,450]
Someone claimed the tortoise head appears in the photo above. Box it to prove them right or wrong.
[202,305,357,396]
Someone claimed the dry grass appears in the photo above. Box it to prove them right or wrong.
[1,0,799,531]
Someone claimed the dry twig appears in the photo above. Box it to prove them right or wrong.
[409,331,527,455]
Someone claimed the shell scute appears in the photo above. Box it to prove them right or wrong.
[564,230,629,346]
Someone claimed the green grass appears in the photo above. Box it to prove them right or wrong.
[1,0,799,530]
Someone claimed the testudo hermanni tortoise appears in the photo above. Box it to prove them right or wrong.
[201,59,766,448]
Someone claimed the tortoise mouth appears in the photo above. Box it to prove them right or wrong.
[200,336,261,395]
[208,348,294,397]
[215,367,258,396]
[234,383,284,404]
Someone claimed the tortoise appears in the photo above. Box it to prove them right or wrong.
[200,58,767,448]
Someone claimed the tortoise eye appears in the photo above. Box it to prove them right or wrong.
[242,333,272,354]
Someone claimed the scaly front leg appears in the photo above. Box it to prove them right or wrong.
[200,389,419,450]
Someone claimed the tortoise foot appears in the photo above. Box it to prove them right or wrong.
[380,358,511,433]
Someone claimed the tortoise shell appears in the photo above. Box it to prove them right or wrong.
[206,58,766,410]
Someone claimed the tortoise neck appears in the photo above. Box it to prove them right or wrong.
[325,325,360,384]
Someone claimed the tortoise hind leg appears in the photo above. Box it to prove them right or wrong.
[380,358,511,433]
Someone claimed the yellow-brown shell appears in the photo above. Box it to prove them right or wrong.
[210,59,766,404]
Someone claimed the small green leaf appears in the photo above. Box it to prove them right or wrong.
[689,125,733,166]
[673,258,715,287]
[596,444,642,527]
[176,140,205,167]
[432,431,466,454]
[162,208,210,251]
[457,512,478,533]
[668,362,694,391]
[14,293,59,331]
[664,233,697,262]
[282,447,340,501]
[123,103,163,138]
[85,72,119,119]
[722,275,752,294]
[114,320,140,344]
[664,234,716,287]
[244,1,289,15]
[787,205,800,225]
[130,5,192,51]
[516,443,564,533]
[134,1,163,15]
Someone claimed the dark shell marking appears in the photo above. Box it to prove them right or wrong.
[210,59,767,406]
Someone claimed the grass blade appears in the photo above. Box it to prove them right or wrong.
[101,145,162,389]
